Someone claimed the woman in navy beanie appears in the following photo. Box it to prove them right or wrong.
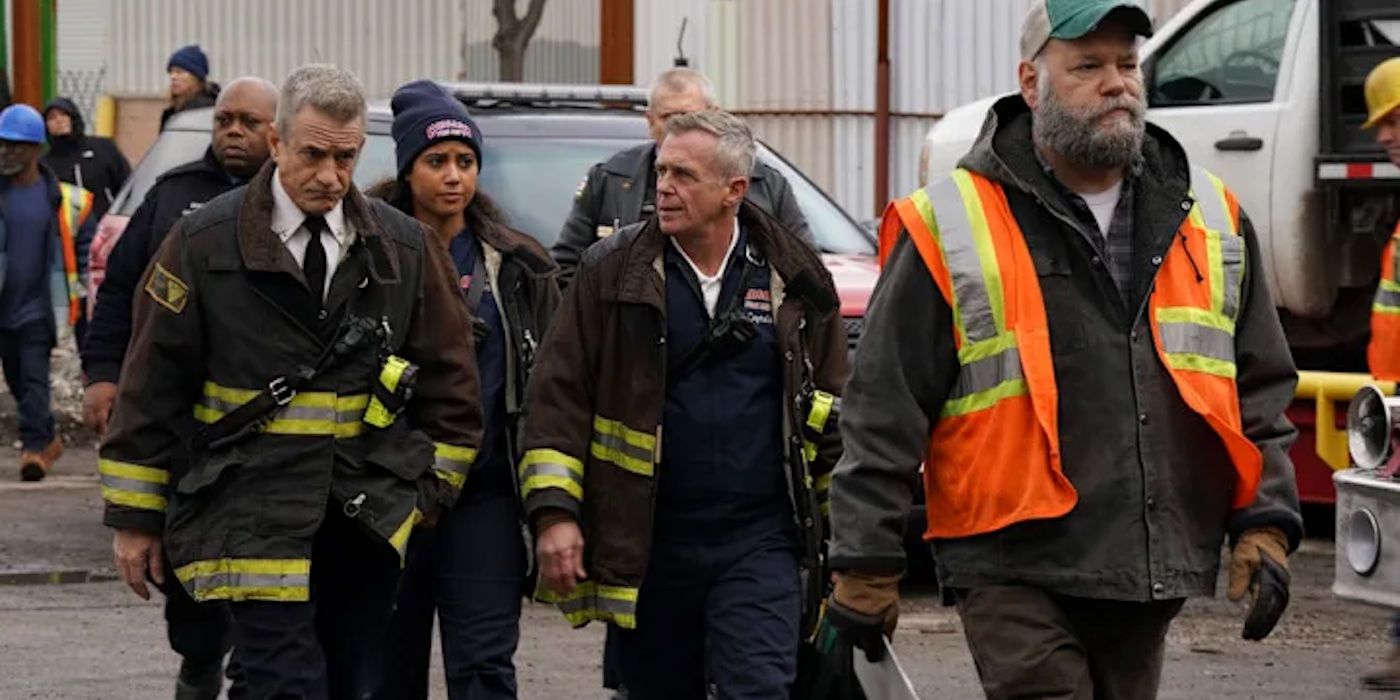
[161,44,220,130]
[373,79,560,700]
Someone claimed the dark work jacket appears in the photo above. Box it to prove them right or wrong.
[552,142,814,287]
[828,95,1304,601]
[83,148,243,384]
[456,217,562,495]
[522,201,847,628]
[42,98,131,221]
[100,163,484,602]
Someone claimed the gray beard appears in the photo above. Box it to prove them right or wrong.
[1032,86,1146,171]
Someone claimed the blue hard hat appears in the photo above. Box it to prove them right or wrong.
[0,104,46,144]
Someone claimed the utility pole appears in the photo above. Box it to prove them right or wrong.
[874,0,891,217]
[600,0,634,85]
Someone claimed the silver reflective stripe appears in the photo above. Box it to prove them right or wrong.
[189,572,311,592]
[199,395,241,414]
[1379,287,1400,309]
[1190,167,1233,236]
[1159,322,1234,363]
[558,592,635,616]
[1219,235,1244,320]
[521,462,583,485]
[949,347,1023,399]
[925,176,997,342]
[592,431,653,465]
[434,455,470,478]
[277,406,339,422]
[99,474,167,496]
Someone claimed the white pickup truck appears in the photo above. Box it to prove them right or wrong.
[920,0,1400,507]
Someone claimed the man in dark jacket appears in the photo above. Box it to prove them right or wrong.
[524,110,847,699]
[102,64,483,699]
[42,97,131,222]
[161,45,220,131]
[552,67,811,286]
[824,2,1303,698]
[81,76,276,700]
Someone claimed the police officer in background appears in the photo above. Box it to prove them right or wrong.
[552,67,812,286]
[523,110,846,699]
[81,76,277,700]
[100,64,483,699]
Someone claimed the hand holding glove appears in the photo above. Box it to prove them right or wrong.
[1227,526,1291,641]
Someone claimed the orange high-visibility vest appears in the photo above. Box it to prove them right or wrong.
[55,183,93,327]
[1370,222,1400,381]
[879,167,1262,539]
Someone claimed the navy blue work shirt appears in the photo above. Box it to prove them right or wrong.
[0,181,54,330]
[449,225,512,496]
[657,224,790,536]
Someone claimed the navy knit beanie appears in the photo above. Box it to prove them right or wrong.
[167,45,209,82]
[390,80,483,177]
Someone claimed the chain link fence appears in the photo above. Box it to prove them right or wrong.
[56,67,108,127]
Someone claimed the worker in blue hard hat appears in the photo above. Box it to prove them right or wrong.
[0,103,96,482]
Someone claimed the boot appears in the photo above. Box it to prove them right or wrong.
[175,657,224,700]
[18,437,59,482]
[1363,645,1400,692]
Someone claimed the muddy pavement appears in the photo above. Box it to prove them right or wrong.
[0,444,1389,698]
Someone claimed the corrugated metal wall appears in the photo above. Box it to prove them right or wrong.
[56,0,111,121]
[103,0,597,98]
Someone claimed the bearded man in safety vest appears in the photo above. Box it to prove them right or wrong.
[822,1,1303,697]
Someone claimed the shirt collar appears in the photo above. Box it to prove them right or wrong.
[668,217,742,283]
[270,167,350,244]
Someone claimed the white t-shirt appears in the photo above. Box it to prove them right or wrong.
[1077,180,1123,237]
[669,219,742,317]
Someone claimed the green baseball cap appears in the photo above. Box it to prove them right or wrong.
[1020,0,1154,60]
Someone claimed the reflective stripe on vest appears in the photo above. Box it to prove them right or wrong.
[1370,223,1400,381]
[894,166,1262,538]
[56,184,92,326]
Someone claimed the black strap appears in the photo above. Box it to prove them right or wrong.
[667,249,757,385]
[464,244,488,314]
[190,282,378,453]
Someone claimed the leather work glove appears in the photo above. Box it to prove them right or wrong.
[1227,527,1291,641]
[826,571,901,662]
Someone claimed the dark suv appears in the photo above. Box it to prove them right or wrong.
[92,83,878,333]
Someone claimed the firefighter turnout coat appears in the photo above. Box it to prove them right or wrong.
[520,202,848,629]
[99,164,483,603]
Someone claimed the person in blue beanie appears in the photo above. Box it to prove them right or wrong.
[161,44,220,131]
[372,79,560,700]
[0,104,95,481]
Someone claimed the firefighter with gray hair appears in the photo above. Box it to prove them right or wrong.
[522,109,847,698]
[100,63,484,698]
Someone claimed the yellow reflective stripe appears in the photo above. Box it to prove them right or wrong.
[175,558,312,602]
[101,487,167,512]
[951,169,1007,337]
[909,186,966,338]
[195,382,369,438]
[591,416,656,451]
[806,391,835,434]
[591,416,655,477]
[802,441,817,463]
[941,378,1029,418]
[1376,280,1400,313]
[379,356,410,391]
[536,581,640,629]
[519,449,585,501]
[1163,353,1237,379]
[815,472,832,516]
[1205,228,1225,317]
[389,508,422,558]
[433,442,477,486]
[1154,306,1235,334]
[98,459,169,485]
[434,468,467,489]
[98,459,170,511]
[956,330,1016,364]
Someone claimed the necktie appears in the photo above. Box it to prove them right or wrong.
[302,215,328,304]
